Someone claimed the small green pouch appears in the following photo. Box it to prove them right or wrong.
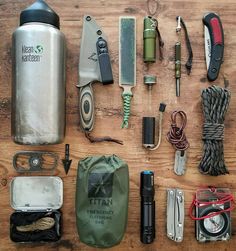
[76,155,129,248]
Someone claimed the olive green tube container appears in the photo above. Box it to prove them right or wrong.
[143,16,157,62]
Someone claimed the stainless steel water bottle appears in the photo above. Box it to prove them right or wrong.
[12,0,66,145]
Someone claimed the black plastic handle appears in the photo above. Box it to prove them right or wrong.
[203,13,224,81]
[96,37,114,84]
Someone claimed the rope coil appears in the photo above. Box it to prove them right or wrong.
[202,123,224,140]
[199,85,231,176]
[16,217,55,232]
[11,212,61,242]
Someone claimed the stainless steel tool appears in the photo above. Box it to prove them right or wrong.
[167,188,184,242]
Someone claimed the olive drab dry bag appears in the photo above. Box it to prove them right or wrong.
[76,155,129,248]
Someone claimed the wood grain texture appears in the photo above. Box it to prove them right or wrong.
[1,0,236,250]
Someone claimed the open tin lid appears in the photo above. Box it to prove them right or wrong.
[10,176,63,211]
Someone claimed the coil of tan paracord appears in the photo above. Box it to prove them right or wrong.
[16,217,55,232]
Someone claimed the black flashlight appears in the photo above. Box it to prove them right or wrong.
[140,171,155,244]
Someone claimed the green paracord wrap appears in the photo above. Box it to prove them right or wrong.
[122,93,133,128]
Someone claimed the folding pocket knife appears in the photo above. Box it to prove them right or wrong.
[203,13,224,82]
[77,15,113,131]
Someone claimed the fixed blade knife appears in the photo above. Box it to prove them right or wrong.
[77,15,113,131]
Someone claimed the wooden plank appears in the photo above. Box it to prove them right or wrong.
[0,0,236,250]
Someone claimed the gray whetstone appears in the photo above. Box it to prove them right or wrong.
[119,17,136,86]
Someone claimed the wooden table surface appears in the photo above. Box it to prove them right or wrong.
[1,0,236,250]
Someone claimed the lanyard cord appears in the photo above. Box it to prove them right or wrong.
[156,24,164,61]
[177,16,193,74]
[166,110,189,151]
[189,191,236,220]
[85,131,123,145]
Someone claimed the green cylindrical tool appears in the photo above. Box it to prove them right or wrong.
[143,16,157,62]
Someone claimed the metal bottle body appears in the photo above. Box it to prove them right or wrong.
[12,22,66,145]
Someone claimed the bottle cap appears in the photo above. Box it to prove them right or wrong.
[144,75,157,88]
[20,0,60,29]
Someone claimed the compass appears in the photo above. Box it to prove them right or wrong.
[195,188,232,242]
[199,208,229,237]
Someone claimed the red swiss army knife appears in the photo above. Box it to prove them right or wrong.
[203,13,224,81]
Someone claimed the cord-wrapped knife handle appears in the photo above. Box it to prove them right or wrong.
[203,13,224,81]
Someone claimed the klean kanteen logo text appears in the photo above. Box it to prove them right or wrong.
[22,45,44,62]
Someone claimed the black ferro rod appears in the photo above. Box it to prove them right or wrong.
[140,171,155,244]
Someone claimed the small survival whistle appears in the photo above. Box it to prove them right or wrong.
[77,16,122,144]
[143,16,164,62]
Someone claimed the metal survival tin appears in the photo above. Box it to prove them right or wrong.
[10,176,63,243]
